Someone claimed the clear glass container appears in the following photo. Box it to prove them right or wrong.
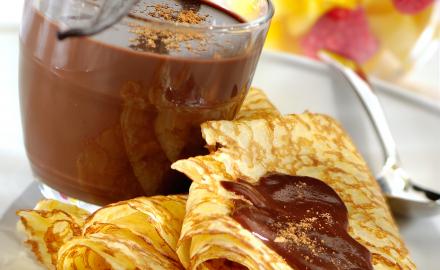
[19,0,274,205]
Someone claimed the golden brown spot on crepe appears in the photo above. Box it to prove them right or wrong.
[26,240,43,264]
[17,202,89,269]
[45,220,82,265]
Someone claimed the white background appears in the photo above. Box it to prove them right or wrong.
[0,0,33,213]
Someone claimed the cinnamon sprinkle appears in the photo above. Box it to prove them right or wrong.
[148,4,174,21]
[177,9,208,24]
[146,4,208,24]
[129,4,209,53]
[272,216,327,263]
[129,24,207,53]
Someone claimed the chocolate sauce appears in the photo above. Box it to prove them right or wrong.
[221,174,373,270]
[19,0,267,205]
[176,0,202,12]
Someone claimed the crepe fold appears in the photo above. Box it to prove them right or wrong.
[17,200,90,269]
[15,88,276,270]
[172,106,415,268]
[17,195,186,270]
[17,88,414,270]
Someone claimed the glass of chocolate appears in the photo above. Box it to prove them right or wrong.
[19,0,274,206]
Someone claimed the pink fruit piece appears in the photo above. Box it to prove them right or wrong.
[392,0,434,14]
[301,7,379,64]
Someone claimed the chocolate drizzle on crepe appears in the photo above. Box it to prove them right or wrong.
[221,173,373,270]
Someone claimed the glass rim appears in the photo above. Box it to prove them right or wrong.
[133,0,275,32]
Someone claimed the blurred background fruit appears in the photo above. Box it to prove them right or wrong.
[266,0,439,91]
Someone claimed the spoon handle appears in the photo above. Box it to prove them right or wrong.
[320,52,440,209]
[319,52,399,167]
[58,0,140,40]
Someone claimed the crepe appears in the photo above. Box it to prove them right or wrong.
[18,87,414,269]
[172,110,415,268]
[17,200,90,269]
[120,81,171,195]
[76,125,144,204]
[16,87,277,270]
[17,196,186,270]
[234,87,280,120]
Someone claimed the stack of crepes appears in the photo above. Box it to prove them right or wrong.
[17,88,415,270]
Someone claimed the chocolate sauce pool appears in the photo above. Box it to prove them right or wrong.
[20,0,266,205]
[222,174,373,270]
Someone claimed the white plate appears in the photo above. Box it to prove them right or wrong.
[0,51,439,269]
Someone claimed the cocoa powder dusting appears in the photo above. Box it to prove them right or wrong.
[129,3,208,53]
[147,3,208,24]
[148,4,175,21]
[177,9,208,24]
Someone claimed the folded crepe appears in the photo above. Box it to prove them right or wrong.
[17,195,186,270]
[16,88,271,270]
[18,87,414,270]
[172,98,415,269]
[17,200,90,268]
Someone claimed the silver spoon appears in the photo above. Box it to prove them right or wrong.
[57,0,139,40]
[319,52,440,218]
